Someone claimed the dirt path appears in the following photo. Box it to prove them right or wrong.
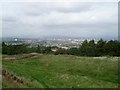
[2,53,39,62]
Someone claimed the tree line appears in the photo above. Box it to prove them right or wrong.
[2,39,120,56]
[2,42,53,55]
[66,39,120,56]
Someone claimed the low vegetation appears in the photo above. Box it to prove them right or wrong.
[2,54,118,88]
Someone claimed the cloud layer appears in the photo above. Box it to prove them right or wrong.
[2,1,118,40]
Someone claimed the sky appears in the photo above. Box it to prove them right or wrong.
[1,0,119,40]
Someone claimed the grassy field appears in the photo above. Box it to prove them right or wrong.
[2,54,118,88]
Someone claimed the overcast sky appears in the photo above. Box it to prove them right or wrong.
[1,0,118,40]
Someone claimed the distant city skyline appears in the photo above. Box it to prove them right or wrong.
[1,0,118,40]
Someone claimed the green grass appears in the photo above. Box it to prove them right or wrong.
[2,75,43,88]
[2,54,118,88]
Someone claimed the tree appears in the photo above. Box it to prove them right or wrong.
[87,40,97,56]
[79,40,89,56]
[79,40,97,56]
[2,42,7,54]
[44,47,52,54]
[96,39,106,56]
[54,48,66,55]
[66,48,79,55]
[105,40,119,56]
[2,42,28,55]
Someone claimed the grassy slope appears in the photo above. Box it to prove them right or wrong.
[2,76,43,88]
[2,54,118,88]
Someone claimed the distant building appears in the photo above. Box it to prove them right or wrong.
[61,46,68,50]
[51,49,58,52]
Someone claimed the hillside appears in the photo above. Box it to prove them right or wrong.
[2,54,118,88]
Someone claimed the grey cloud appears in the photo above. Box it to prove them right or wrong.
[44,23,118,30]
[2,16,18,22]
[23,2,93,17]
[2,1,118,40]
